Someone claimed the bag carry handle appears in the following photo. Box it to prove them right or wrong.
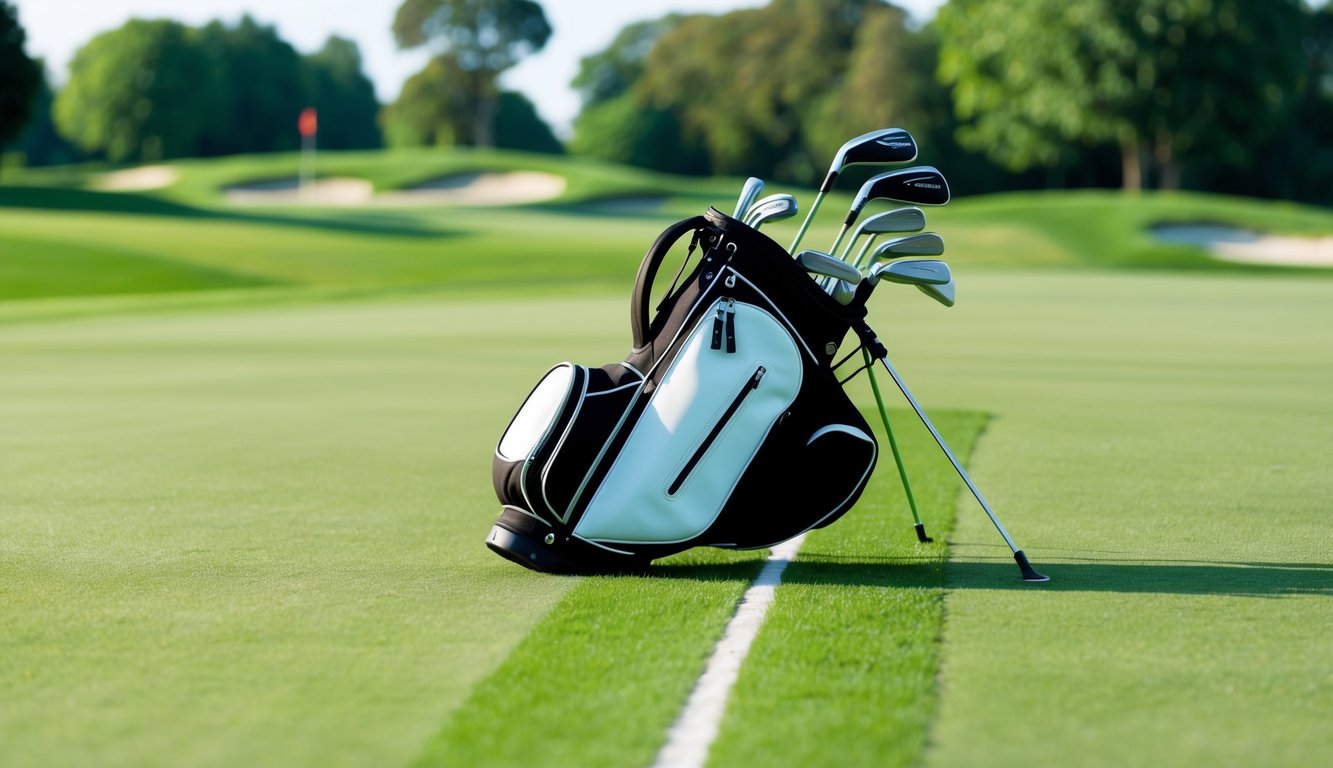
[631,215,711,351]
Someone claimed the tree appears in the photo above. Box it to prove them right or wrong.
[571,14,686,108]
[303,36,382,150]
[804,4,918,172]
[0,0,41,170]
[197,15,307,156]
[494,91,562,154]
[54,19,221,163]
[392,0,551,148]
[382,54,474,147]
[936,0,1308,191]
[567,13,703,173]
[636,0,881,181]
[5,60,83,167]
[569,95,706,173]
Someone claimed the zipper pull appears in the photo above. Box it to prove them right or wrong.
[724,299,737,354]
[750,366,767,388]
[710,302,726,350]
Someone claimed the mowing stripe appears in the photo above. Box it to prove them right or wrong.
[651,534,808,768]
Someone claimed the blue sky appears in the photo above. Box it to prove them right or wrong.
[11,0,946,136]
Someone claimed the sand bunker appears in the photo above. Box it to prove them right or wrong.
[94,165,179,191]
[378,171,566,206]
[222,170,565,207]
[224,177,375,205]
[1152,224,1333,267]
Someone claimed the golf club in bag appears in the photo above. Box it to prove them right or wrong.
[487,128,1047,582]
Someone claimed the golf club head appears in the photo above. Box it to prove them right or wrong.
[870,258,951,286]
[744,194,798,227]
[858,207,926,236]
[795,249,863,284]
[844,167,950,226]
[733,177,764,219]
[917,279,956,307]
[870,232,946,261]
[825,128,918,190]
[841,207,929,262]
[790,128,917,253]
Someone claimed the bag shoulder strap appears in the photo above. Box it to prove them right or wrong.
[631,214,711,351]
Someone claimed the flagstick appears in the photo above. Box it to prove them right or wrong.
[300,132,315,202]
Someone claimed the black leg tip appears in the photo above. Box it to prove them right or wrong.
[914,522,934,543]
[1014,550,1050,583]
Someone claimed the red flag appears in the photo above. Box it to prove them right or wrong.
[298,108,318,138]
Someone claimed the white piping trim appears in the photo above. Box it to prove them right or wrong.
[539,368,589,518]
[560,383,646,524]
[586,381,642,397]
[726,269,819,364]
[805,423,875,447]
[651,534,807,768]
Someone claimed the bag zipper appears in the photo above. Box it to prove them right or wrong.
[710,298,737,353]
[667,365,766,496]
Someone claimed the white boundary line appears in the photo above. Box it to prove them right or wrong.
[651,534,807,768]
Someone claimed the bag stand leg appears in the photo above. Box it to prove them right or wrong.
[862,348,933,543]
[872,351,1049,583]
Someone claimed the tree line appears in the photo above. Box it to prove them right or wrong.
[2,0,1330,204]
[569,0,1331,202]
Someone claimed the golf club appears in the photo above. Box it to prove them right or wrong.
[733,177,765,220]
[825,167,950,258]
[744,193,798,228]
[916,279,956,307]
[834,258,951,304]
[859,233,946,268]
[839,207,927,262]
[788,128,918,253]
[843,209,929,270]
[869,258,951,286]
[831,233,947,301]
[794,249,863,285]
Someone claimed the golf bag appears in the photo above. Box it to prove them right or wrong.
[487,207,880,573]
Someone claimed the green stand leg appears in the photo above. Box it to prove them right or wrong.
[862,347,933,543]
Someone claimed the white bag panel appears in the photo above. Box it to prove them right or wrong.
[496,364,577,462]
[574,302,802,544]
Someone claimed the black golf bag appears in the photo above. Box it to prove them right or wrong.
[487,207,881,573]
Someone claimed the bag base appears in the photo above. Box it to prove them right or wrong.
[485,506,651,575]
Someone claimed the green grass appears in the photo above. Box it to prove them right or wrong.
[2,150,1332,766]
[4,277,1329,766]
[708,413,988,768]
[6,149,1332,308]
[414,548,767,768]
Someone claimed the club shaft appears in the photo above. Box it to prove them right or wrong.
[788,192,826,253]
[850,236,877,270]
[875,355,1020,553]
[863,348,923,526]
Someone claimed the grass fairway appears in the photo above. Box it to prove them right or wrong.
[3,152,1331,766]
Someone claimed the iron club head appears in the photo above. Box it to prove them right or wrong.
[869,258,952,286]
[733,177,764,219]
[795,249,864,284]
[916,279,956,307]
[744,193,798,228]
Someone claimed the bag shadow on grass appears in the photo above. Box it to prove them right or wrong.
[648,554,1331,598]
